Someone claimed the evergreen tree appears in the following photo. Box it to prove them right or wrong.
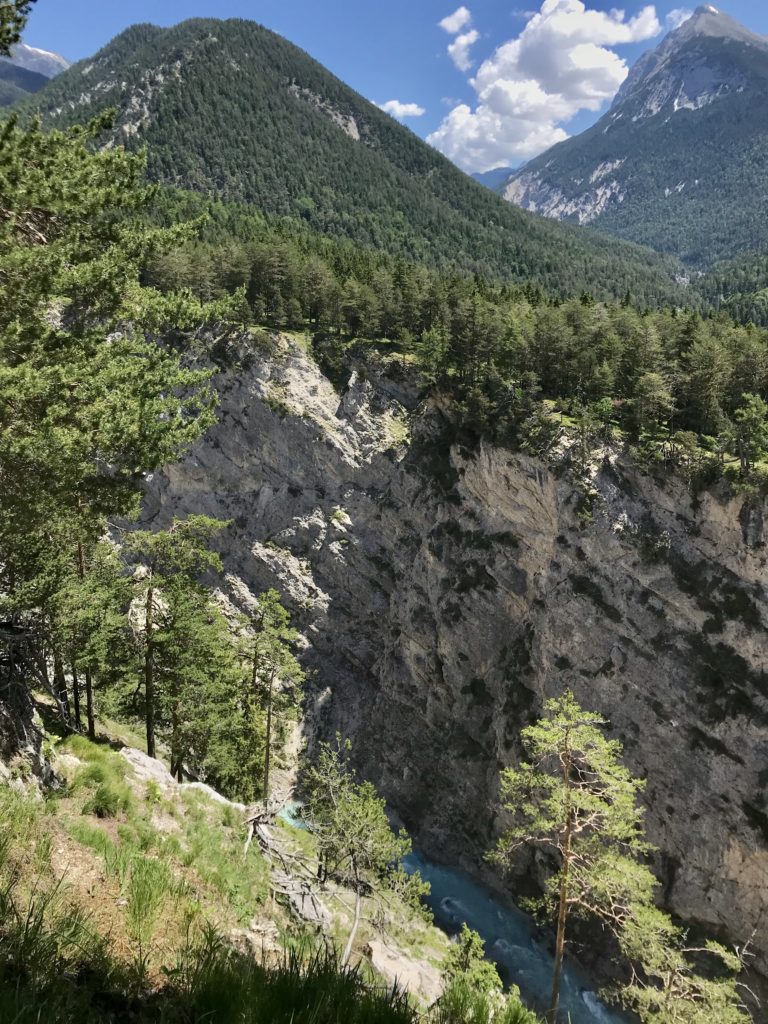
[0,0,34,53]
[491,692,655,1024]
[51,539,133,738]
[618,904,752,1023]
[0,103,236,723]
[727,393,768,474]
[126,516,226,766]
[240,589,304,804]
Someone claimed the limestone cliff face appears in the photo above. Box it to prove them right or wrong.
[144,334,768,971]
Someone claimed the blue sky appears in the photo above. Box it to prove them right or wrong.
[22,1,768,172]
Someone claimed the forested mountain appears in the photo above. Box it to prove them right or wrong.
[501,6,768,268]
[471,167,515,191]
[0,57,46,105]
[14,17,685,306]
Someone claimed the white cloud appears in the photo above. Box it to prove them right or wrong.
[428,0,662,173]
[666,8,693,30]
[440,6,472,34]
[448,29,480,71]
[378,99,426,119]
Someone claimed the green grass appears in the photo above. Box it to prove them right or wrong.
[179,791,270,921]
[0,739,548,1024]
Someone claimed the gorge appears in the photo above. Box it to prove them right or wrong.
[143,331,768,986]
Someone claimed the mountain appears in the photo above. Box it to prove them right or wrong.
[500,6,768,267]
[2,41,69,78]
[14,18,685,306]
[471,167,515,191]
[0,58,47,106]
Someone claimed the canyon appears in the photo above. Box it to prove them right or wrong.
[143,331,768,978]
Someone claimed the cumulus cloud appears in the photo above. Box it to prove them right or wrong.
[377,99,426,119]
[428,0,663,173]
[666,8,693,30]
[439,6,472,34]
[448,29,480,71]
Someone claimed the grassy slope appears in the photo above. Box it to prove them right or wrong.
[0,701,448,1022]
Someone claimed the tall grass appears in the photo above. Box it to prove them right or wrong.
[179,791,270,920]
[67,737,136,819]
[164,929,416,1023]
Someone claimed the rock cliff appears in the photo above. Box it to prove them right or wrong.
[144,333,768,973]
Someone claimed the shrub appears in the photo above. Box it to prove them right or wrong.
[82,781,133,819]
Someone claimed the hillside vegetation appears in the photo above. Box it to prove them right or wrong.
[501,9,768,270]
[15,17,685,306]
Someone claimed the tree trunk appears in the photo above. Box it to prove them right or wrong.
[144,581,156,759]
[263,667,275,803]
[342,866,362,967]
[76,542,96,740]
[71,663,82,731]
[548,746,574,1024]
[84,668,95,740]
[171,696,183,782]
[53,651,70,725]
[548,826,572,1023]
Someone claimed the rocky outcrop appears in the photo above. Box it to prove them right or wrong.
[498,6,768,264]
[144,334,768,974]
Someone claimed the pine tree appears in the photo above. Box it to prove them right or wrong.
[241,589,303,803]
[491,691,656,1024]
[0,0,35,53]
[618,904,752,1023]
[728,393,768,474]
[126,516,227,765]
[0,104,237,719]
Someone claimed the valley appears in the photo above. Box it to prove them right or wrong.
[1,2,767,1022]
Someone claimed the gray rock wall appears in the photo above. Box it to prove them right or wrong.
[145,335,768,971]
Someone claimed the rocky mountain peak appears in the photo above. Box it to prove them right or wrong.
[681,4,767,45]
[499,6,768,264]
[2,42,70,79]
[611,4,768,115]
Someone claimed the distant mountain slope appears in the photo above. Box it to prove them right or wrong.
[15,18,685,306]
[0,59,47,106]
[3,41,70,78]
[471,167,515,191]
[501,6,768,268]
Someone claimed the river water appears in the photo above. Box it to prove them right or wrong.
[402,851,623,1024]
[279,803,622,1022]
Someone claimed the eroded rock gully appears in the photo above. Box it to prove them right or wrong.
[144,335,768,972]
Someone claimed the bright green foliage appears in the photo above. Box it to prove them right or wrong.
[0,112,222,614]
[630,371,675,437]
[435,982,543,1024]
[304,739,429,965]
[239,588,304,803]
[617,904,752,1023]
[442,924,504,996]
[492,691,656,1022]
[436,930,542,1024]
[492,694,755,1024]
[0,87,240,750]
[726,393,768,473]
[52,542,132,679]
